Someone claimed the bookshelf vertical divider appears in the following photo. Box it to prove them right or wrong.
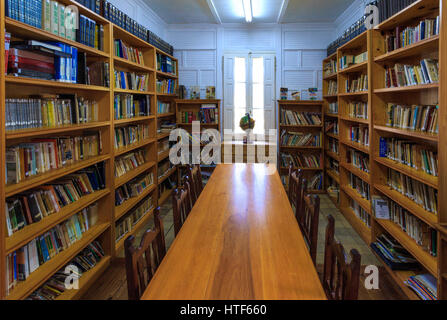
[0,1,178,299]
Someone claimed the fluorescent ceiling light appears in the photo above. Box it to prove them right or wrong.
[242,0,253,23]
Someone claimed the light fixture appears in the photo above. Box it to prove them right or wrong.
[242,0,253,23]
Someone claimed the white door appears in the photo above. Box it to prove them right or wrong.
[223,53,276,138]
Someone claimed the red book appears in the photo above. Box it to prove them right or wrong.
[9,55,54,69]
[8,48,54,64]
[5,32,11,74]
[21,197,34,225]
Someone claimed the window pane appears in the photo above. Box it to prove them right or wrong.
[234,83,246,109]
[252,57,264,84]
[252,83,264,108]
[252,109,265,135]
[235,57,246,82]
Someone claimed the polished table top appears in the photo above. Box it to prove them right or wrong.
[142,164,327,300]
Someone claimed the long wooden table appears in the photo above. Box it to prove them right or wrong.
[142,164,327,300]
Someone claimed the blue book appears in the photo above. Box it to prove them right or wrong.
[64,44,71,82]
[412,106,419,129]
[71,46,78,84]
[49,42,65,81]
[379,137,387,157]
[18,0,24,22]
[39,236,50,262]
[13,252,17,283]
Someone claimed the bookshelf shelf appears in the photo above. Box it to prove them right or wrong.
[340,162,371,184]
[376,219,438,276]
[157,112,176,118]
[281,124,323,129]
[374,83,439,93]
[115,208,155,252]
[157,93,177,97]
[338,91,368,97]
[341,140,370,154]
[341,185,371,215]
[114,161,156,189]
[113,56,155,73]
[5,154,111,198]
[5,75,110,91]
[115,184,157,221]
[339,116,369,125]
[326,133,339,140]
[338,61,368,74]
[323,73,337,80]
[325,113,339,118]
[339,206,371,244]
[114,116,156,126]
[157,71,178,79]
[325,150,340,161]
[157,132,171,140]
[114,138,157,157]
[5,189,110,254]
[326,169,340,184]
[112,25,151,49]
[158,188,173,206]
[5,18,110,58]
[374,156,438,189]
[374,35,439,63]
[374,184,437,227]
[55,255,111,300]
[6,222,109,300]
[323,95,338,99]
[281,146,323,150]
[374,125,438,143]
[158,150,170,162]
[5,122,111,140]
[158,167,177,185]
[113,88,155,95]
[279,167,323,172]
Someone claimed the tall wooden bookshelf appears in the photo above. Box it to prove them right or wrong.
[0,0,177,300]
[321,0,447,300]
[323,53,340,207]
[277,100,325,194]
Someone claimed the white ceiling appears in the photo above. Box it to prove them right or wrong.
[143,0,355,24]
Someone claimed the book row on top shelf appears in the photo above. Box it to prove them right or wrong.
[320,0,444,301]
[0,0,179,300]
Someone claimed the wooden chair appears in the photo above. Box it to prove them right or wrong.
[289,168,304,215]
[295,179,320,265]
[187,165,204,204]
[322,214,361,300]
[124,207,166,300]
[172,177,193,236]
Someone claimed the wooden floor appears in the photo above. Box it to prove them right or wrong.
[82,195,408,300]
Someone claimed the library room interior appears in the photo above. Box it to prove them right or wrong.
[1,0,446,305]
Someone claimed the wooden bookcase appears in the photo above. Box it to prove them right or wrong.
[277,100,325,194]
[323,53,340,207]
[0,0,177,300]
[321,0,447,300]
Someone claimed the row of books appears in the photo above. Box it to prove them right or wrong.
[280,153,321,169]
[346,74,368,93]
[385,17,440,53]
[325,120,339,135]
[26,240,105,300]
[379,137,438,177]
[405,274,437,301]
[6,206,97,293]
[385,59,439,88]
[385,104,438,134]
[114,70,150,92]
[328,102,338,114]
[280,110,322,126]
[114,150,146,178]
[5,163,105,236]
[101,0,174,54]
[158,139,170,155]
[158,121,177,134]
[115,196,154,243]
[375,0,421,25]
[339,52,368,70]
[349,126,370,147]
[327,138,339,154]
[158,160,174,180]
[179,108,219,124]
[327,80,337,95]
[387,168,438,215]
[156,79,178,95]
[351,199,371,228]
[6,132,101,184]
[347,149,370,173]
[157,54,177,75]
[114,124,150,150]
[384,199,438,257]
[5,95,99,132]
[323,59,337,76]
[349,172,371,201]
[114,39,145,66]
[115,172,154,207]
[308,173,323,191]
[327,158,339,174]
[371,233,419,270]
[348,102,368,119]
[280,130,322,147]
[114,94,151,120]
[157,101,172,114]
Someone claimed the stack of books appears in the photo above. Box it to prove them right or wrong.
[114,150,146,178]
[385,104,439,134]
[114,94,151,120]
[115,172,154,206]
[114,70,150,91]
[156,79,178,95]
[114,39,145,65]
[346,74,368,92]
[349,126,369,146]
[308,173,323,191]
[348,102,368,119]
[280,110,322,126]
[349,173,371,200]
[327,80,337,95]
[347,150,370,173]
[351,200,371,227]
[157,54,177,75]
[280,130,322,147]
[115,196,154,243]
[280,153,321,169]
[385,59,439,88]
[405,274,437,300]
[323,60,337,75]
[114,124,150,150]
[371,233,420,270]
[339,52,368,70]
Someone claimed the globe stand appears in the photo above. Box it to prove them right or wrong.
[243,129,254,145]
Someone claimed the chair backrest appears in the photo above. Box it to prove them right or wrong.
[296,183,320,265]
[289,169,304,214]
[172,178,192,236]
[188,165,203,204]
[124,207,166,300]
[322,215,361,300]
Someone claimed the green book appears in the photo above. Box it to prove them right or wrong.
[50,1,59,36]
[59,4,65,38]
[42,0,51,33]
